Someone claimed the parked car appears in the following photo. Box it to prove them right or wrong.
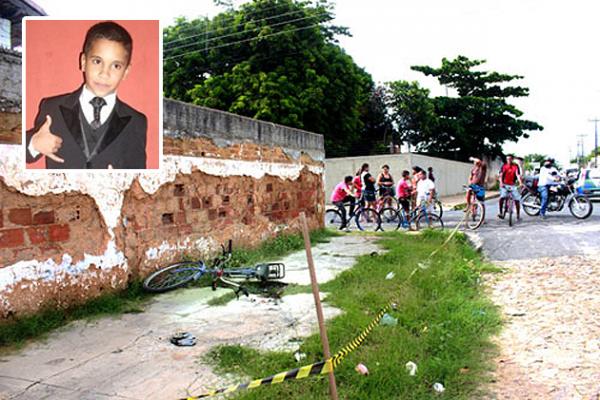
[576,168,600,201]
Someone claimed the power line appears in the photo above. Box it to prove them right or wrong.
[164,22,323,61]
[165,1,312,38]
[165,8,307,47]
[165,12,329,55]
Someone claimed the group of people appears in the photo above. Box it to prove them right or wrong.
[330,163,437,230]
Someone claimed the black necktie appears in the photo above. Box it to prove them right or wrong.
[89,97,107,129]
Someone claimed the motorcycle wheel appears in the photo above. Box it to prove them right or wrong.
[521,193,541,217]
[568,196,593,219]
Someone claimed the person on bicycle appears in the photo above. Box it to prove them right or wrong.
[466,157,487,209]
[352,168,363,206]
[360,163,377,209]
[396,170,412,218]
[538,157,560,219]
[331,175,357,230]
[376,164,395,207]
[498,154,523,221]
[416,169,436,210]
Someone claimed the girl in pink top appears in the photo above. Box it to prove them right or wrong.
[330,176,356,229]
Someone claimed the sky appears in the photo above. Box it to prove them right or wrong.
[33,0,600,166]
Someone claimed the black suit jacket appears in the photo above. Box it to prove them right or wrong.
[26,87,147,169]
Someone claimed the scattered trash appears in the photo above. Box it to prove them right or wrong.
[418,261,431,270]
[380,313,398,326]
[170,332,197,347]
[370,251,378,257]
[355,363,369,375]
[294,351,307,362]
[433,382,445,393]
[391,302,398,310]
[459,367,470,374]
[385,272,395,280]
[405,361,417,376]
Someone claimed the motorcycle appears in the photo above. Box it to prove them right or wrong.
[521,176,593,219]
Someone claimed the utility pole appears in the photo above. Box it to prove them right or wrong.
[577,134,587,167]
[589,118,599,167]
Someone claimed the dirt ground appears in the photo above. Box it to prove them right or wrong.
[485,255,600,400]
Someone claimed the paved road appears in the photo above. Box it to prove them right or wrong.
[443,197,600,261]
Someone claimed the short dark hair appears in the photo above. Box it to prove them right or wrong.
[344,175,353,183]
[402,170,410,177]
[382,164,389,169]
[83,21,133,65]
[412,166,423,173]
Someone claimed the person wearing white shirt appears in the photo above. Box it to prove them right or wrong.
[416,170,436,207]
[537,158,560,218]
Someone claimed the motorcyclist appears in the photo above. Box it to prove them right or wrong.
[538,158,560,219]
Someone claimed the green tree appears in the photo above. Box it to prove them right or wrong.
[523,153,548,171]
[390,56,543,160]
[163,0,377,157]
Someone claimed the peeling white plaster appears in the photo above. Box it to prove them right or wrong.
[0,144,323,234]
[145,237,215,261]
[0,240,127,294]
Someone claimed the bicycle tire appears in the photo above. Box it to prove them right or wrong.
[568,196,593,219]
[325,209,344,229]
[416,213,444,231]
[434,199,444,218]
[143,262,199,293]
[379,207,401,231]
[465,201,485,230]
[508,198,513,227]
[355,208,381,231]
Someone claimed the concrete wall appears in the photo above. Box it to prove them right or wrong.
[325,153,475,201]
[0,100,324,318]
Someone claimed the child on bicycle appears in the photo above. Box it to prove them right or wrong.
[416,170,435,210]
[331,175,357,230]
[396,170,412,214]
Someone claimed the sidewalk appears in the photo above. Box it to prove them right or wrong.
[439,190,500,209]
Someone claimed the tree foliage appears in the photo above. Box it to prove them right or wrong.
[163,0,379,157]
[387,56,543,161]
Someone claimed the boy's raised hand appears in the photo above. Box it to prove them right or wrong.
[31,115,64,163]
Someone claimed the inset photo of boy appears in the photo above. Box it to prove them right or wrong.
[23,19,161,170]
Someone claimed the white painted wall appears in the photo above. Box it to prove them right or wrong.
[324,153,477,202]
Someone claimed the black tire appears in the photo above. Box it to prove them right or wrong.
[434,199,444,218]
[568,196,593,219]
[416,213,444,231]
[355,208,381,231]
[522,193,541,216]
[508,199,513,227]
[380,195,399,210]
[325,209,344,229]
[143,262,199,293]
[379,207,401,231]
[465,201,485,230]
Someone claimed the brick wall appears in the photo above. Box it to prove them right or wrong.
[0,48,21,145]
[0,101,324,318]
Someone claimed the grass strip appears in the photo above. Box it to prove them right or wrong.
[205,230,502,399]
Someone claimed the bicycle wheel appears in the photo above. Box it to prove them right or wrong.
[465,201,485,230]
[522,193,541,216]
[325,209,344,229]
[379,207,401,231]
[143,262,200,293]
[569,196,593,219]
[416,212,444,231]
[355,208,381,231]
[508,198,514,227]
[433,199,444,218]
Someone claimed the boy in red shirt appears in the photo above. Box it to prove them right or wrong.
[498,154,523,220]
[331,176,357,230]
[396,170,412,217]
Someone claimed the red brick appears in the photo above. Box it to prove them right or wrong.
[191,197,202,209]
[8,208,32,226]
[178,224,193,235]
[0,228,25,248]
[33,210,55,225]
[0,209,3,228]
[208,209,217,221]
[178,198,185,211]
[49,224,70,242]
[175,212,187,225]
[174,184,185,196]
[26,227,48,245]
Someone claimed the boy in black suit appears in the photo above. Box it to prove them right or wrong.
[26,21,147,169]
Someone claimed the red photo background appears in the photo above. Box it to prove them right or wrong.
[25,19,160,169]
